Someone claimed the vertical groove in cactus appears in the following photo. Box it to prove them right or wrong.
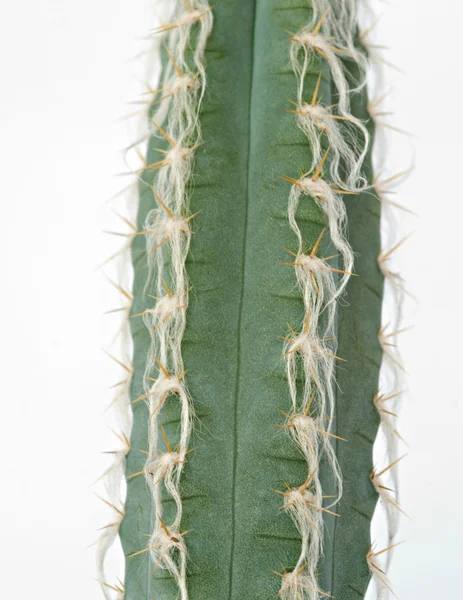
[117,1,386,599]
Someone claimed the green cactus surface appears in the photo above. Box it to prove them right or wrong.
[119,1,383,599]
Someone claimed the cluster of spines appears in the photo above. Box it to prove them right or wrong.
[123,2,212,600]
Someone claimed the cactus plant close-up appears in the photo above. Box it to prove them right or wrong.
[96,2,405,598]
[5,0,463,599]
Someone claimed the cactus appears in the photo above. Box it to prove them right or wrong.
[97,1,408,599]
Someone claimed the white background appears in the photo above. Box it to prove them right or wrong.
[1,1,461,598]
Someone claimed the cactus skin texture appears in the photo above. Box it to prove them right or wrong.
[119,1,383,599]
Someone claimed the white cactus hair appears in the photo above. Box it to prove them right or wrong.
[278,1,359,592]
[310,0,369,74]
[290,93,370,191]
[95,1,212,599]
[279,162,353,598]
[288,3,370,192]
[132,1,212,599]
[279,0,409,599]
